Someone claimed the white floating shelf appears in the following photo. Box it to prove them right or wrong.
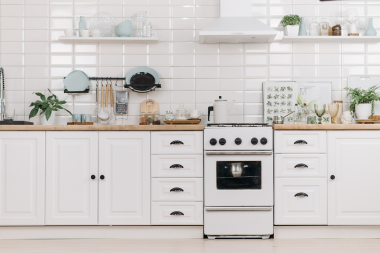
[282,36,380,43]
[58,36,159,43]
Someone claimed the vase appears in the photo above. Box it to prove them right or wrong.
[365,18,377,36]
[285,25,299,36]
[79,16,85,37]
[299,17,307,36]
[40,111,56,125]
[355,104,372,119]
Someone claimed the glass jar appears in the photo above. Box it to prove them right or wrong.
[175,104,189,120]
[309,18,321,36]
[139,113,147,125]
[146,114,154,125]
[294,104,301,124]
[301,103,308,124]
[165,111,175,121]
[153,111,160,125]
[320,18,329,36]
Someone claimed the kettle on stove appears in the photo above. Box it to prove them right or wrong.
[208,96,235,123]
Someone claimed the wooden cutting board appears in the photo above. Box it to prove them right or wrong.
[141,99,159,114]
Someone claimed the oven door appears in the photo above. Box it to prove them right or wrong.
[205,151,273,207]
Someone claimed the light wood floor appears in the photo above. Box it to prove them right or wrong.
[1,239,380,253]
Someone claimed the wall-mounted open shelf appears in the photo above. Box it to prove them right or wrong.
[282,36,380,43]
[58,37,159,43]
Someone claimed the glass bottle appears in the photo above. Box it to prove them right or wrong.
[153,111,160,125]
[165,111,175,121]
[139,113,147,125]
[301,103,308,124]
[309,18,321,36]
[320,18,329,36]
[294,104,300,124]
[146,114,154,125]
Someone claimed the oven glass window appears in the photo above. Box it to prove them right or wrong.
[216,161,261,190]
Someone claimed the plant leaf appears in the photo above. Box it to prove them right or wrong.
[29,107,39,119]
[45,107,52,121]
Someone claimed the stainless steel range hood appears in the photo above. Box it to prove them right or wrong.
[199,0,277,44]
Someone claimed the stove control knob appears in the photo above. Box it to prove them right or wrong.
[210,138,217,146]
[235,138,242,145]
[260,138,268,145]
[251,138,258,145]
[219,138,226,145]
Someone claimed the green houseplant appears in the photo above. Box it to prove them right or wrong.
[281,14,302,36]
[29,89,72,125]
[344,85,380,119]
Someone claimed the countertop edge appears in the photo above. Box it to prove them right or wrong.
[273,124,380,130]
[0,125,205,131]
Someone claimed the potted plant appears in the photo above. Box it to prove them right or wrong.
[29,89,72,125]
[344,85,380,119]
[281,14,302,36]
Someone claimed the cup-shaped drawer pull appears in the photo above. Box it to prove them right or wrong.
[170,164,184,169]
[170,211,184,216]
[294,192,308,197]
[170,140,184,145]
[170,187,184,192]
[294,140,308,145]
[294,163,308,168]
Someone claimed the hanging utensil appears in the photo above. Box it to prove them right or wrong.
[109,79,115,123]
[98,80,109,121]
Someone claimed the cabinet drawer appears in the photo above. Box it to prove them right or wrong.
[151,131,203,155]
[151,155,203,178]
[151,202,203,225]
[275,154,327,178]
[275,178,327,225]
[275,131,327,154]
[151,178,203,202]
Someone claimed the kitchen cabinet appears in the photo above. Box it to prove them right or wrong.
[98,132,150,225]
[0,132,45,226]
[45,132,98,225]
[328,131,380,225]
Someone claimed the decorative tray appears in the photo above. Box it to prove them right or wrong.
[355,119,380,124]
[164,119,201,125]
[67,122,94,125]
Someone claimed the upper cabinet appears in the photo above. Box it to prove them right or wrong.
[0,132,45,226]
[98,132,150,225]
[328,131,380,225]
[45,132,99,225]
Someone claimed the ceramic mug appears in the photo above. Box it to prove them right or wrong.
[91,29,101,37]
[81,114,92,123]
[80,30,91,37]
[190,109,202,119]
[72,114,82,122]
[64,29,75,37]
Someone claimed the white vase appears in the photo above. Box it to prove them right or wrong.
[40,111,56,125]
[285,25,300,36]
[355,104,372,120]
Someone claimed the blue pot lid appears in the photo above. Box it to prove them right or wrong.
[64,70,90,92]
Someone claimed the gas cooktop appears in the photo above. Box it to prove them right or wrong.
[207,123,270,127]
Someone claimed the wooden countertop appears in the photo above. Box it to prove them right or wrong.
[0,125,205,131]
[273,124,380,130]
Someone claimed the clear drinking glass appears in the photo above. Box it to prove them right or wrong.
[309,18,321,36]
[345,8,358,35]
[314,104,326,124]
[358,18,367,36]
[328,104,339,124]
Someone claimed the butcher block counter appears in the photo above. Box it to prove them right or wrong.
[0,125,205,131]
[273,124,380,130]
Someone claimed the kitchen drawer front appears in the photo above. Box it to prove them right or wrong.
[275,178,327,225]
[274,131,327,154]
[151,155,203,178]
[151,131,203,155]
[151,178,203,202]
[275,154,327,178]
[151,202,203,225]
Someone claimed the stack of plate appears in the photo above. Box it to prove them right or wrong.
[64,70,90,93]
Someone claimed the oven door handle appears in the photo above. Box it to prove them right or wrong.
[205,207,273,211]
[205,151,272,156]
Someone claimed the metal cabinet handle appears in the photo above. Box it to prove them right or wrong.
[170,140,184,145]
[170,211,184,216]
[91,175,96,180]
[294,140,308,145]
[170,164,184,169]
[100,175,105,180]
[170,187,184,192]
[294,163,308,168]
[294,192,308,197]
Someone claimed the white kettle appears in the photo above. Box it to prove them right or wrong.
[208,96,235,123]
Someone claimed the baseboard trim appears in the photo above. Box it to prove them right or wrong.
[0,226,204,240]
[275,226,380,238]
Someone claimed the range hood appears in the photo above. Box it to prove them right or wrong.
[199,0,277,44]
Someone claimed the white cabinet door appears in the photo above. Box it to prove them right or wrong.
[0,132,45,226]
[46,132,98,225]
[328,131,380,225]
[98,132,150,225]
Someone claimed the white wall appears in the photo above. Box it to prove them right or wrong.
[0,0,378,125]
